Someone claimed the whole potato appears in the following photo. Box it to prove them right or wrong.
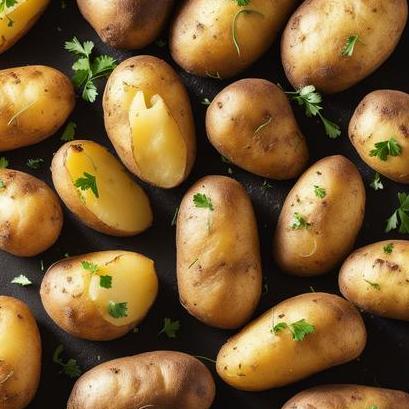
[170,0,298,78]
[216,292,366,391]
[77,0,174,49]
[41,250,158,341]
[281,0,408,93]
[273,155,365,276]
[51,140,152,236]
[177,175,262,329]
[0,296,41,409]
[0,168,63,257]
[0,66,75,151]
[67,351,215,409]
[206,79,308,179]
[349,90,409,183]
[103,55,196,188]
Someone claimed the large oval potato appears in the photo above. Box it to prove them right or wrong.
[51,140,152,236]
[177,175,262,329]
[273,155,366,276]
[170,0,297,79]
[206,78,308,179]
[0,65,75,151]
[103,55,196,188]
[0,296,41,409]
[216,292,366,391]
[349,90,409,183]
[40,250,158,341]
[281,0,408,93]
[0,168,63,257]
[67,351,215,409]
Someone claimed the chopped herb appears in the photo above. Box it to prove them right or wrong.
[262,180,273,190]
[108,301,128,318]
[383,243,394,254]
[385,193,409,233]
[74,172,99,198]
[26,158,44,169]
[81,261,99,274]
[221,155,231,164]
[272,319,315,341]
[159,318,180,338]
[370,138,402,161]
[171,206,179,226]
[368,406,378,409]
[291,212,311,230]
[0,156,8,168]
[99,275,112,289]
[314,185,326,198]
[193,193,214,211]
[254,115,272,134]
[61,121,77,142]
[341,34,361,56]
[234,0,250,5]
[0,0,18,27]
[201,98,211,105]
[364,279,381,291]
[11,274,32,286]
[53,345,81,378]
[0,179,5,189]
[370,172,384,191]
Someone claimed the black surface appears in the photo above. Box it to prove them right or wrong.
[0,2,408,408]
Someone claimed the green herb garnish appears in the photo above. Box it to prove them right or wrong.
[272,318,315,341]
[74,172,99,198]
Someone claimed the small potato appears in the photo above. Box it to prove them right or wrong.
[0,66,75,151]
[0,296,41,409]
[216,292,366,391]
[273,155,365,276]
[281,0,408,93]
[103,55,196,188]
[177,175,262,329]
[206,79,308,180]
[67,351,215,409]
[40,250,158,341]
[0,168,63,257]
[51,140,152,236]
[349,90,409,183]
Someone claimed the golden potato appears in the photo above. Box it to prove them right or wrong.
[103,55,196,188]
[216,292,366,391]
[281,0,408,93]
[273,155,365,276]
[349,90,409,183]
[206,78,308,179]
[67,351,215,409]
[51,140,152,236]
[0,65,75,151]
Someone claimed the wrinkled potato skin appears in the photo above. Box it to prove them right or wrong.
[67,351,216,409]
[177,176,262,329]
[273,155,365,276]
[216,293,366,391]
[77,0,174,49]
[206,79,308,179]
[282,0,408,93]
[349,90,409,183]
[170,0,298,78]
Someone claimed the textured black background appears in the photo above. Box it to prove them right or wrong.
[0,1,408,408]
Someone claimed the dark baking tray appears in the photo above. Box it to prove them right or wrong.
[0,2,408,408]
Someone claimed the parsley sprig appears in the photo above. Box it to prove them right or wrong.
[81,261,112,289]
[0,0,18,27]
[159,318,180,338]
[108,301,128,318]
[272,318,315,341]
[11,274,32,286]
[53,345,81,378]
[193,193,214,210]
[369,138,401,161]
[291,212,311,230]
[74,172,99,198]
[341,34,361,57]
[370,172,383,191]
[385,193,409,233]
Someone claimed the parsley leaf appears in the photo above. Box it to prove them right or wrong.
[370,172,383,191]
[291,212,311,230]
[364,279,381,291]
[11,274,32,286]
[0,156,8,168]
[26,158,44,169]
[341,34,361,57]
[81,260,99,274]
[234,0,250,5]
[383,243,393,254]
[99,275,112,289]
[108,301,128,318]
[369,138,402,161]
[193,193,214,211]
[0,0,18,26]
[314,185,326,198]
[61,121,77,142]
[53,344,81,378]
[74,172,99,198]
[0,179,5,189]
[385,193,409,233]
[272,319,315,341]
[159,318,180,338]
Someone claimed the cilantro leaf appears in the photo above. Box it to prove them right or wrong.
[341,34,361,57]
[314,185,326,199]
[74,172,99,198]
[53,344,81,378]
[0,156,8,168]
[26,158,44,169]
[291,212,311,230]
[383,243,393,254]
[81,261,99,274]
[272,318,315,341]
[159,318,180,338]
[370,172,383,191]
[99,275,112,289]
[108,301,128,318]
[193,193,214,211]
[64,37,94,57]
[386,193,409,233]
[369,138,402,161]
[61,121,77,142]
[11,274,32,286]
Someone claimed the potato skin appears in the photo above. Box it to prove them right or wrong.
[349,90,409,183]
[77,0,174,49]
[206,79,308,179]
[281,0,408,93]
[67,351,216,409]
[216,293,366,391]
[273,155,365,276]
[177,175,262,329]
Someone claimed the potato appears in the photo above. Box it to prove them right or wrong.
[77,0,174,49]
[40,250,158,341]
[281,0,408,94]
[0,168,62,257]
[0,296,41,409]
[170,0,297,79]
[349,90,409,183]
[282,384,409,409]
[177,175,261,329]
[273,155,365,276]
[0,65,75,151]
[67,351,215,409]
[103,55,196,188]
[216,292,366,391]
[206,79,308,179]
[51,140,152,236]
[0,0,49,55]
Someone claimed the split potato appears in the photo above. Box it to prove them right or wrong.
[206,78,308,179]
[216,292,366,391]
[170,0,297,78]
[273,155,365,276]
[0,296,41,409]
[0,65,75,151]
[349,90,409,183]
[103,55,196,188]
[177,175,262,329]
[67,351,215,409]
[51,140,152,236]
[281,0,408,93]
